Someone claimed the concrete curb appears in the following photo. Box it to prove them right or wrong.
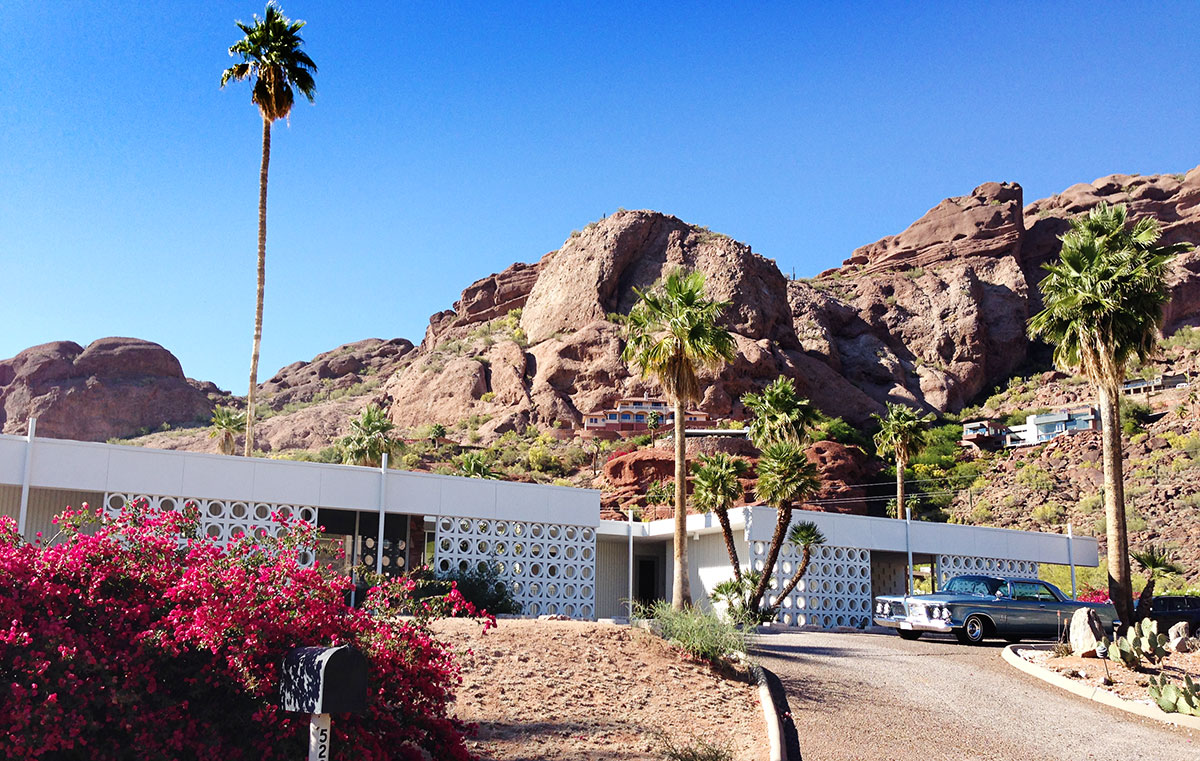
[1001,644,1200,731]
[748,663,802,761]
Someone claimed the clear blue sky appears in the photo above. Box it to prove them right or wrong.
[3,2,1198,393]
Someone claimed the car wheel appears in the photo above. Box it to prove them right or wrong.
[898,630,922,641]
[955,615,987,645]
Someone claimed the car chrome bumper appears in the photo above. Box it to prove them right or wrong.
[873,616,953,632]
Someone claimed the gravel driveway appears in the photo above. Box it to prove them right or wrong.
[751,630,1198,761]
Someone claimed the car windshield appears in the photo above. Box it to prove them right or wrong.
[944,577,1003,596]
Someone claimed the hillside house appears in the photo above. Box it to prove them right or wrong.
[961,405,1101,449]
[582,397,711,434]
[1121,373,1189,396]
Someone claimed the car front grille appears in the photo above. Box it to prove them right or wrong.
[888,601,907,618]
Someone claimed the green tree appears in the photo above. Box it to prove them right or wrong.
[691,453,749,581]
[645,479,674,508]
[747,441,821,613]
[339,405,401,468]
[457,451,501,480]
[742,377,817,449]
[427,423,447,447]
[764,521,826,619]
[645,410,661,447]
[221,3,317,456]
[1029,202,1186,624]
[621,269,736,609]
[872,402,934,530]
[208,406,246,456]
[1131,544,1184,618]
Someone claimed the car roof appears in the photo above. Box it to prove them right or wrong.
[949,575,1049,586]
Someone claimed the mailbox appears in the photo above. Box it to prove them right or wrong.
[281,645,368,715]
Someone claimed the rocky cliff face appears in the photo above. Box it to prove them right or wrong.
[6,167,1200,446]
[0,338,218,441]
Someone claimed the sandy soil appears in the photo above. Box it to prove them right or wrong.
[1024,646,1200,703]
[432,618,769,761]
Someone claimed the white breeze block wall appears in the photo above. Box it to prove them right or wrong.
[104,492,319,563]
[936,554,1038,587]
[754,540,873,630]
[433,516,596,619]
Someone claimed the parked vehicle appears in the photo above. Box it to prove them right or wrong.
[1147,595,1200,632]
[873,574,1121,645]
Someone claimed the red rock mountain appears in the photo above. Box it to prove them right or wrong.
[5,167,1200,443]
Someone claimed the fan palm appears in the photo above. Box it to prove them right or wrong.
[622,268,736,609]
[1029,202,1186,624]
[221,3,317,456]
[339,405,401,468]
[742,377,817,448]
[764,521,827,618]
[691,453,749,581]
[208,406,246,456]
[872,402,933,528]
[427,422,447,447]
[746,441,821,613]
[1131,544,1184,618]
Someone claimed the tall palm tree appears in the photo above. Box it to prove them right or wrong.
[764,521,826,618]
[622,269,736,609]
[691,453,749,581]
[872,402,934,526]
[208,406,246,455]
[742,377,817,449]
[339,405,401,468]
[221,3,317,457]
[747,441,821,613]
[1029,202,1186,624]
[1131,544,1184,619]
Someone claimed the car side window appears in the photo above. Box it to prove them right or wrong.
[1011,582,1054,601]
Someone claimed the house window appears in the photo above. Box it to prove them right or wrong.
[608,414,617,421]
[635,414,645,422]
[621,414,631,421]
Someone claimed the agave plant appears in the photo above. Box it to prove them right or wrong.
[457,452,501,480]
[1131,544,1185,617]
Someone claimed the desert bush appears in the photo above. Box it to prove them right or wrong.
[1016,465,1055,494]
[1077,493,1102,514]
[653,730,733,761]
[1031,502,1065,525]
[634,600,746,663]
[0,500,488,761]
[412,562,521,616]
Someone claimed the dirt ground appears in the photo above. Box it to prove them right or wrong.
[1023,646,1200,703]
[431,618,769,761]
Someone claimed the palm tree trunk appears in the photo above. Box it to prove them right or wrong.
[714,506,741,582]
[1097,384,1133,625]
[671,399,692,609]
[244,117,271,457]
[766,545,812,618]
[895,452,906,520]
[748,504,793,615]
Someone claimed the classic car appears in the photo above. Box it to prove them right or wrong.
[873,574,1121,645]
[1146,595,1200,632]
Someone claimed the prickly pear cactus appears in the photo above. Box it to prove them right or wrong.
[1147,674,1200,716]
[1133,619,1169,664]
[1107,631,1142,670]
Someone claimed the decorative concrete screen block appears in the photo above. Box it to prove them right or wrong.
[936,554,1038,587]
[433,516,596,619]
[359,535,407,577]
[753,541,873,630]
[103,492,319,564]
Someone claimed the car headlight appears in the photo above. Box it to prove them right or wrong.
[940,607,952,620]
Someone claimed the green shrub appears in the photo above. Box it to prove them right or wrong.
[526,444,560,473]
[633,599,747,663]
[1077,494,1102,514]
[480,391,496,403]
[629,433,653,448]
[968,500,994,524]
[1162,326,1200,352]
[1031,502,1065,525]
[653,731,733,761]
[413,562,522,615]
[1016,465,1055,494]
[1121,399,1153,436]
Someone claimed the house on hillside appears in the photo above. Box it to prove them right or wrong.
[1121,373,1189,396]
[582,397,711,434]
[960,405,1101,449]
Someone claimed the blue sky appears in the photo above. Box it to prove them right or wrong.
[3,2,1199,392]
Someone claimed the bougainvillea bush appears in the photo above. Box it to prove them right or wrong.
[0,500,490,761]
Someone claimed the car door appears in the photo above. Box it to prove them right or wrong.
[1009,581,1063,636]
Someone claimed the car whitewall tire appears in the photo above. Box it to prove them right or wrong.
[956,614,987,645]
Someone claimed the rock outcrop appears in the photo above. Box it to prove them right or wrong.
[0,338,218,441]
[259,338,414,409]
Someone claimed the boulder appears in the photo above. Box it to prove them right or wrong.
[1069,607,1106,657]
[1168,621,1192,652]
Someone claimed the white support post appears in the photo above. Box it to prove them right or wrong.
[376,453,388,576]
[308,713,331,761]
[627,507,634,621]
[17,418,36,538]
[905,507,914,596]
[1067,522,1077,600]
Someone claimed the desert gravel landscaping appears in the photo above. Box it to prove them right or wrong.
[433,618,768,760]
[753,629,1198,761]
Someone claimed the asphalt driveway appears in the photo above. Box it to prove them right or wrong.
[751,630,1198,761]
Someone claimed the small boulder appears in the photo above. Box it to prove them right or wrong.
[1069,607,1106,657]
[1168,621,1192,652]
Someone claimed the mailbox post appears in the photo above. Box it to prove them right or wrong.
[281,646,368,761]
